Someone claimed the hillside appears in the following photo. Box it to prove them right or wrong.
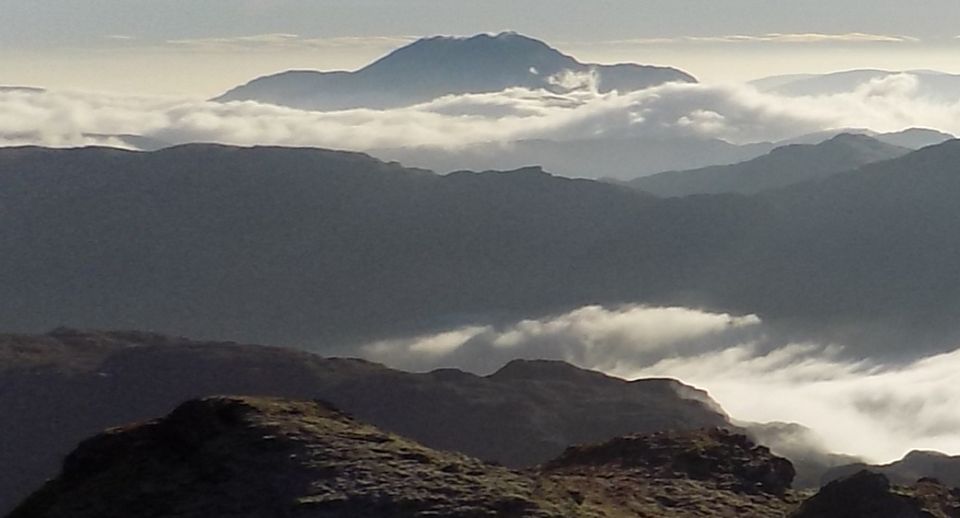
[628,133,908,196]
[5,141,960,353]
[0,144,764,347]
[214,32,695,110]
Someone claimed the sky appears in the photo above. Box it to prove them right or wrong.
[3,0,960,95]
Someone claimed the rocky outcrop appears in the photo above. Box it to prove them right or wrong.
[9,397,576,518]
[792,470,960,518]
[548,428,795,497]
[11,396,805,518]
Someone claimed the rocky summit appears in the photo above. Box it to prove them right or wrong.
[547,428,796,496]
[542,428,801,517]
[9,397,576,518]
[11,396,804,518]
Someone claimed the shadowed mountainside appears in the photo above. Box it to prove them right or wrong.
[4,140,960,353]
[214,32,695,110]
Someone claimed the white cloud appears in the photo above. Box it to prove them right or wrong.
[365,326,490,358]
[628,343,960,464]
[1,73,959,153]
[165,34,414,52]
[359,303,960,464]
[586,33,921,46]
[361,304,762,376]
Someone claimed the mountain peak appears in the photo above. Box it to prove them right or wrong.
[488,358,613,382]
[214,33,695,109]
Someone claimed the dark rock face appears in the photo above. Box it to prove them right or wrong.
[0,330,729,514]
[547,428,795,497]
[792,470,960,518]
[9,397,575,518]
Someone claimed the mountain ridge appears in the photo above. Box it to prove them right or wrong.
[12,395,960,517]
[8,395,801,517]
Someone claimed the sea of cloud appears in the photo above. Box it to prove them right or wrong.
[1,73,959,152]
[360,303,960,464]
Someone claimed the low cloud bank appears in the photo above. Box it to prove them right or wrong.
[361,304,960,464]
[1,73,958,153]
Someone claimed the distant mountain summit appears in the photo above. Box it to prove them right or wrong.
[214,32,696,110]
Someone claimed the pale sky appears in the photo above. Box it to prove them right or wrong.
[3,0,960,96]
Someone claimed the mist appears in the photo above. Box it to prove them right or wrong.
[2,73,959,159]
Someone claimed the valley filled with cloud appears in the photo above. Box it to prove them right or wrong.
[361,303,960,464]
[2,72,959,155]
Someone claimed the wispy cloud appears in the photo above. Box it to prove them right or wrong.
[587,32,921,46]
[362,305,763,375]
[360,303,960,464]
[164,34,414,52]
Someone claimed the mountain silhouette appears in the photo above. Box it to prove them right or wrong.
[628,133,908,196]
[374,136,775,180]
[214,32,695,110]
[775,127,954,150]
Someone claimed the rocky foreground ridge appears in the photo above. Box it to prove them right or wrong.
[0,329,727,512]
[11,396,960,518]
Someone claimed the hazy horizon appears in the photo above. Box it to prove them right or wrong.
[4,34,960,97]
[4,0,960,95]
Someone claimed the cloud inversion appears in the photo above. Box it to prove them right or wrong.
[361,304,960,464]
[1,73,959,153]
